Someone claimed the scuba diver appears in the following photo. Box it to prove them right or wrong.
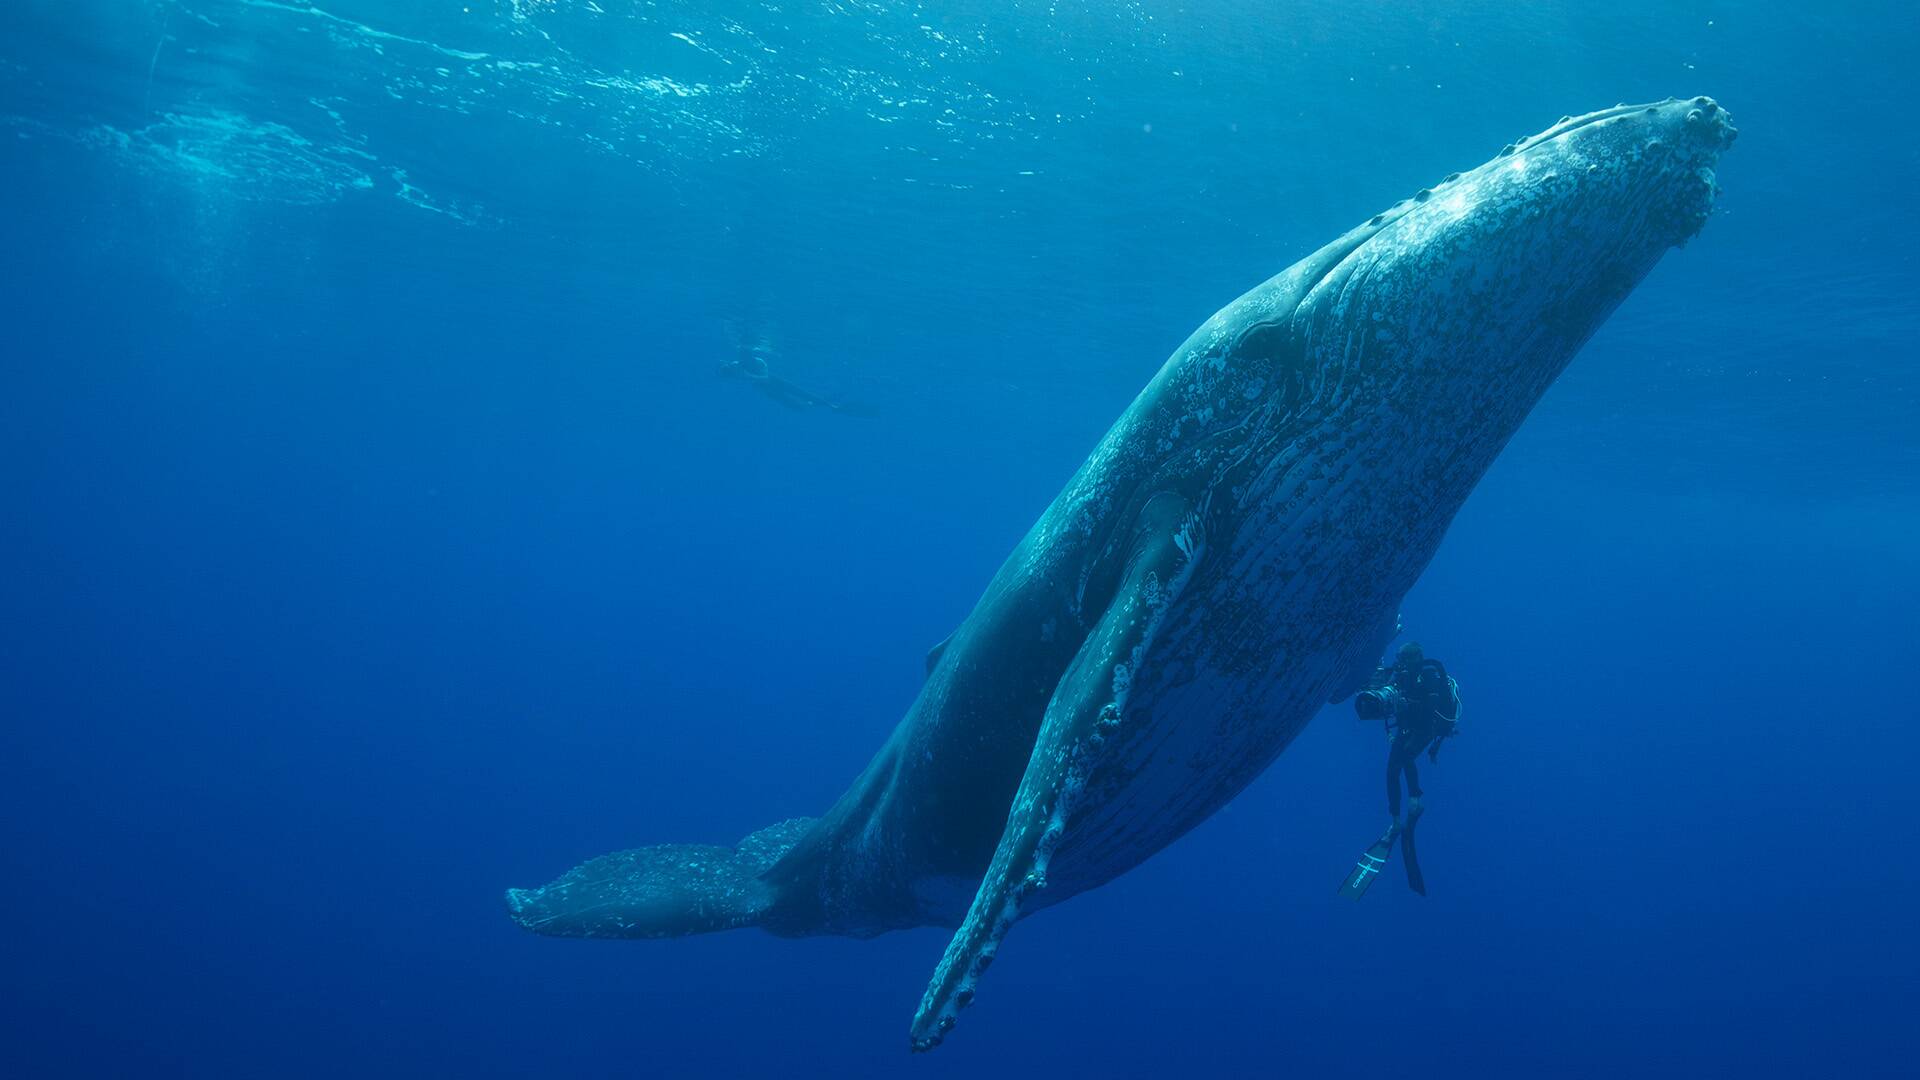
[718,340,879,418]
[1338,641,1462,900]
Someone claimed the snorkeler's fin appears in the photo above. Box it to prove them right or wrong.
[1338,822,1401,900]
[1401,804,1427,896]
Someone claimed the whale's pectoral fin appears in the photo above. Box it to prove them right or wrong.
[909,491,1205,1052]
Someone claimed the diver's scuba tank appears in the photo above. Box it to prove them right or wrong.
[1419,661,1462,759]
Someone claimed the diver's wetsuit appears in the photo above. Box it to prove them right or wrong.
[1385,710,1437,819]
[1381,664,1453,819]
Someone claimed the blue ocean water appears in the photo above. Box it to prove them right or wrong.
[2,1,1916,1076]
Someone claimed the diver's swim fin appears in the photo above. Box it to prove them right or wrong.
[1401,805,1428,896]
[1338,822,1401,900]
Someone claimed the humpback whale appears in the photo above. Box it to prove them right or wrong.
[507,98,1737,1050]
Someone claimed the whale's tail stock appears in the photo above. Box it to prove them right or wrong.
[505,817,818,939]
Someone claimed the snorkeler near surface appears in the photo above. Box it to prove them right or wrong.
[718,341,879,418]
[1339,641,1462,899]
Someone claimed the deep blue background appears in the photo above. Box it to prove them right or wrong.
[3,2,1916,1077]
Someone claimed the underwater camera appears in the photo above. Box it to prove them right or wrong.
[1354,685,1403,721]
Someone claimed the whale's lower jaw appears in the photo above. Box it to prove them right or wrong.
[1658,99,1738,245]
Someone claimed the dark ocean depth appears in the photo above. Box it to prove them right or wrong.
[2,2,1915,1077]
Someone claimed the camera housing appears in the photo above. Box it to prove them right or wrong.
[1354,685,1403,722]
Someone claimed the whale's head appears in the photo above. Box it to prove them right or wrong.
[1186,98,1735,616]
[1484,96,1737,252]
[1313,96,1737,363]
[1265,98,1736,500]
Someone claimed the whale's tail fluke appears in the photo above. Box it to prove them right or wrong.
[505,817,817,939]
